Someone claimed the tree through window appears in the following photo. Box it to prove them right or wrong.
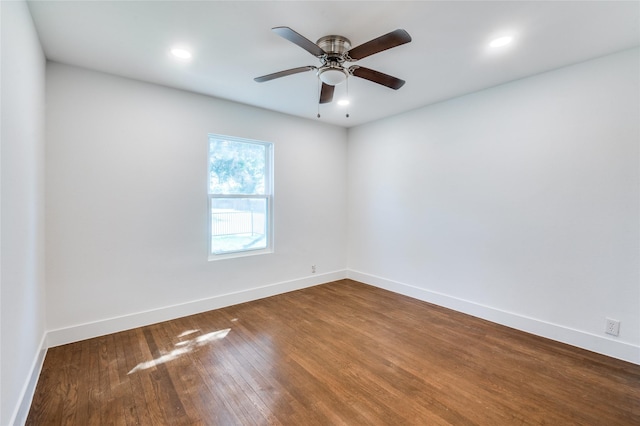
[208,135,273,258]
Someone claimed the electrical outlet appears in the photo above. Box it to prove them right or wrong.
[605,318,620,336]
[311,265,316,274]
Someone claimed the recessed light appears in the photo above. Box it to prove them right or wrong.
[337,99,350,106]
[489,36,513,48]
[170,48,192,60]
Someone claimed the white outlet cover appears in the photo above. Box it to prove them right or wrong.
[605,318,620,336]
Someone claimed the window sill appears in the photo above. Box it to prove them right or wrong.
[208,247,273,261]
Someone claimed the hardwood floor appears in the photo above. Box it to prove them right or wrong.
[27,280,640,425]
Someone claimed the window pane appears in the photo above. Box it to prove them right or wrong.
[209,139,266,195]
[211,198,267,254]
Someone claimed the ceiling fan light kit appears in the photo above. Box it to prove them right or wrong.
[318,67,348,85]
[255,26,411,114]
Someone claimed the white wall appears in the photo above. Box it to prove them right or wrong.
[45,63,348,343]
[0,1,48,424]
[347,49,640,363]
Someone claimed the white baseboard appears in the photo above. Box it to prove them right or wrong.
[47,270,347,348]
[347,270,640,365]
[10,333,48,426]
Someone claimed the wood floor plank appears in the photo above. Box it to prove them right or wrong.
[27,280,640,425]
[119,329,157,425]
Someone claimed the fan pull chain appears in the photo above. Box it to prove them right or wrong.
[345,78,350,118]
[317,77,321,118]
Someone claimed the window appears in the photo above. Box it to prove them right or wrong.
[208,135,273,259]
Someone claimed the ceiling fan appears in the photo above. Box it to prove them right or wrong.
[254,27,412,105]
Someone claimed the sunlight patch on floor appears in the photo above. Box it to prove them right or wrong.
[128,328,231,374]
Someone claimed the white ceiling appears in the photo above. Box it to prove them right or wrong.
[27,1,640,128]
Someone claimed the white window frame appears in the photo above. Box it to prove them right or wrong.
[208,134,274,260]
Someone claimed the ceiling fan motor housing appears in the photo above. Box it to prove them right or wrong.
[316,35,351,85]
[316,35,351,58]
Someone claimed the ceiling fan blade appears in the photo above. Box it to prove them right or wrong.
[319,83,335,104]
[272,26,326,57]
[350,66,406,90]
[347,29,412,60]
[254,66,316,82]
